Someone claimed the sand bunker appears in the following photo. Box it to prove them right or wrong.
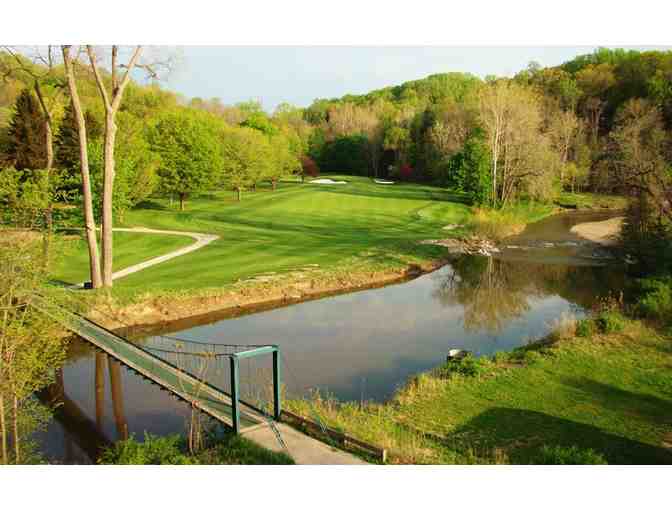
[374,179,395,185]
[570,216,624,245]
[310,178,347,185]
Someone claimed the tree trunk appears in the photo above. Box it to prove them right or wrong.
[36,78,55,272]
[12,395,19,464]
[0,394,6,465]
[86,45,142,288]
[179,193,186,211]
[272,179,277,191]
[62,46,102,289]
[101,114,118,287]
[237,187,242,201]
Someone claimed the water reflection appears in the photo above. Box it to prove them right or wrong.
[37,342,192,464]
[435,255,624,334]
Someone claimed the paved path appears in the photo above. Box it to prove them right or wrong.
[243,422,368,465]
[73,227,219,287]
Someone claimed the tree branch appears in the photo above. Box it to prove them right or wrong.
[86,45,112,112]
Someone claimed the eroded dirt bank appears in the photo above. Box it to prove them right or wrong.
[91,260,443,331]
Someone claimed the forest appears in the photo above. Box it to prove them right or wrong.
[2,47,671,259]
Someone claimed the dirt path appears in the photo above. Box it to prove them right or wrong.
[73,227,219,287]
[569,216,624,246]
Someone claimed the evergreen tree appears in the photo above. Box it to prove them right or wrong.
[6,89,47,171]
[55,103,103,173]
[451,129,492,205]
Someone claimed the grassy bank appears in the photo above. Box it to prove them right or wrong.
[468,201,556,241]
[286,313,672,464]
[99,431,294,465]
[557,192,629,210]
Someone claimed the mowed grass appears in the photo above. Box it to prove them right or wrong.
[51,231,195,285]
[88,176,472,293]
[287,319,672,464]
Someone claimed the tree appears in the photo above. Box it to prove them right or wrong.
[85,45,143,287]
[220,126,272,200]
[383,126,411,166]
[0,192,66,464]
[61,45,102,289]
[547,109,580,188]
[460,129,492,205]
[576,63,616,144]
[149,110,222,211]
[1,46,63,173]
[55,102,103,174]
[5,89,47,171]
[240,111,279,136]
[267,135,300,190]
[89,112,159,221]
[300,155,320,182]
[612,99,671,221]
[478,80,558,205]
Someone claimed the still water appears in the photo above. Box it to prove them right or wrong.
[37,211,627,463]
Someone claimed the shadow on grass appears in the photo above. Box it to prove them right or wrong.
[135,199,168,211]
[560,376,672,426]
[444,407,672,464]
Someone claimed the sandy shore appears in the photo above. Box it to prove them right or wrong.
[570,216,625,245]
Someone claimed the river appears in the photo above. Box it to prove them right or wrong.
[35,210,628,463]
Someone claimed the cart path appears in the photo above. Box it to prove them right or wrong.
[73,227,219,288]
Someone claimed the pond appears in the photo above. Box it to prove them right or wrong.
[36,210,628,463]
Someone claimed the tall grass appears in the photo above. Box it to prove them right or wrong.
[468,202,555,241]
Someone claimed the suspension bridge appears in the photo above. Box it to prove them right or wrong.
[32,294,279,435]
[31,294,371,464]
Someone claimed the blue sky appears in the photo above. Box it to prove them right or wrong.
[162,46,669,111]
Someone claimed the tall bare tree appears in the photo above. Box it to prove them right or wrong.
[86,45,143,287]
[61,45,103,288]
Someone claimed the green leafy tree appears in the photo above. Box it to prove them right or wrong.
[383,126,411,166]
[220,126,272,200]
[149,110,222,211]
[88,114,159,222]
[319,134,369,174]
[0,193,67,464]
[267,135,301,190]
[240,111,279,136]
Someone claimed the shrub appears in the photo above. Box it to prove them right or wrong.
[99,433,195,465]
[595,310,627,334]
[492,351,509,364]
[534,445,608,465]
[637,277,672,322]
[522,350,544,365]
[575,319,595,337]
[438,354,491,378]
[300,155,320,179]
[196,434,294,465]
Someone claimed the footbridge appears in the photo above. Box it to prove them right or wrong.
[31,294,280,435]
